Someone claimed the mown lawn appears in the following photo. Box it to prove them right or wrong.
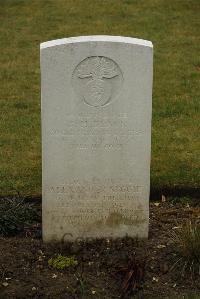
[0,0,199,197]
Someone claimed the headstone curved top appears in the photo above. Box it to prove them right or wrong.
[41,35,153,242]
[40,35,152,49]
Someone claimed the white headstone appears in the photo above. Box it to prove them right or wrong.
[41,36,153,242]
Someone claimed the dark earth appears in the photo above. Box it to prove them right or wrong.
[0,197,199,299]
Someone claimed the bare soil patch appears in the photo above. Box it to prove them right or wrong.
[0,198,199,298]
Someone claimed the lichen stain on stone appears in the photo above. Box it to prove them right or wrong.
[93,212,146,228]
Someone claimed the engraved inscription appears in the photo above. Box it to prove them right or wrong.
[45,183,144,213]
[47,115,143,150]
[44,180,147,234]
[72,56,123,107]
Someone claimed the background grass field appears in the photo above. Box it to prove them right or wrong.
[0,0,199,197]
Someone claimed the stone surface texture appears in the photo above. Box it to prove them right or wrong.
[40,35,153,242]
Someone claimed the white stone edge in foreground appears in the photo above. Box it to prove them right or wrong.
[40,35,153,50]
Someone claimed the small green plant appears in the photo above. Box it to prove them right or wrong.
[157,294,200,299]
[172,220,200,277]
[0,197,40,236]
[182,294,200,299]
[48,255,78,270]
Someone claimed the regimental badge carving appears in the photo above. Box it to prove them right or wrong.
[72,56,123,107]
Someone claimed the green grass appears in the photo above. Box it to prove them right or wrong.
[172,220,200,277]
[0,0,199,196]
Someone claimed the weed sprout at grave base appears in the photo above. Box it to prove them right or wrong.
[48,254,78,270]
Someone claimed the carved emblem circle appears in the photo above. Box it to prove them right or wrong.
[72,56,123,107]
